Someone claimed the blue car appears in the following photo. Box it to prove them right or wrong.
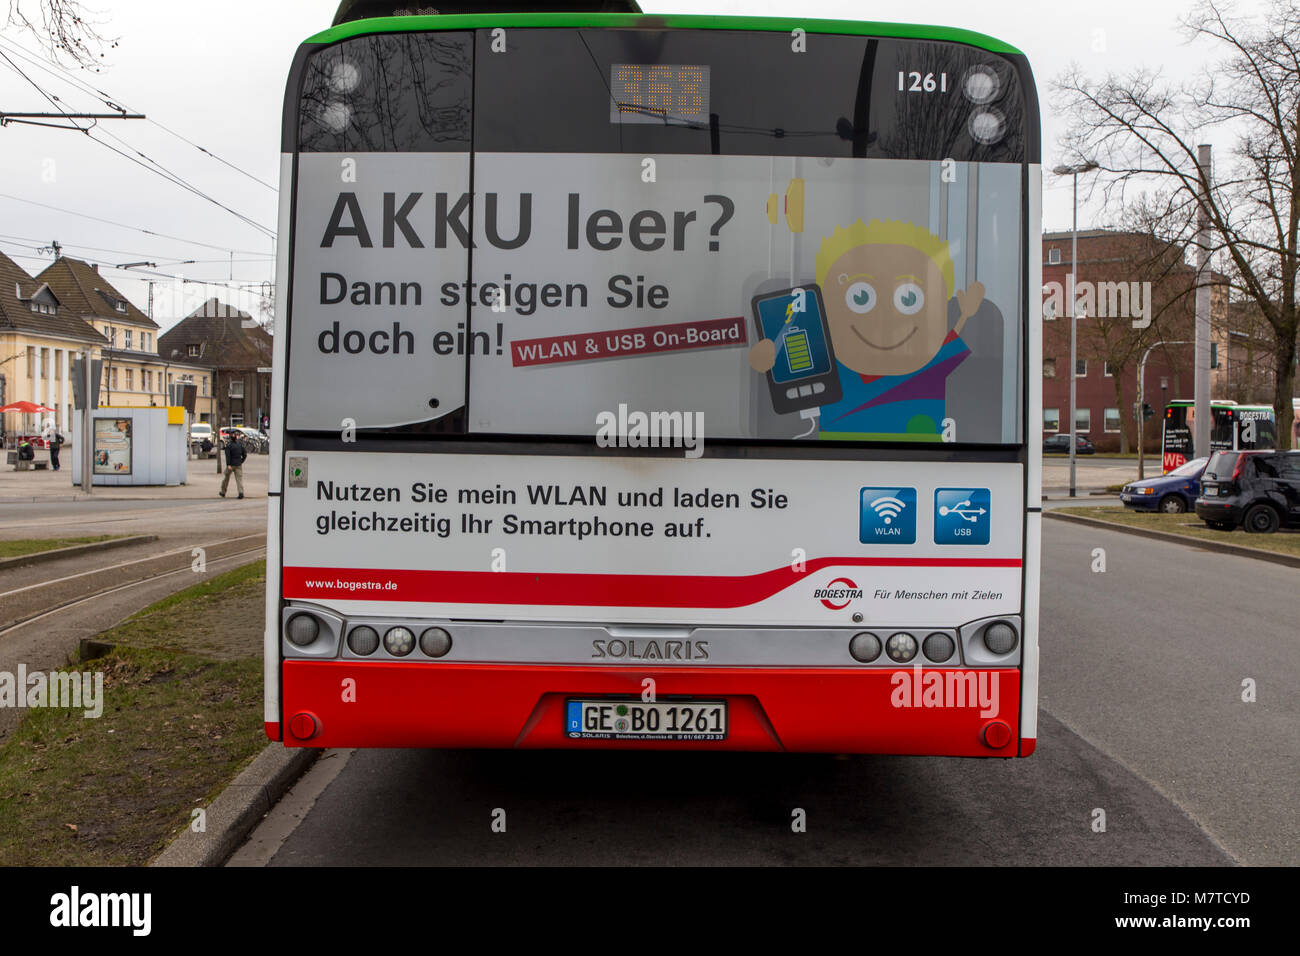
[1119,457,1208,513]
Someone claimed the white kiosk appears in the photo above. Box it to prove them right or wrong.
[70,406,189,486]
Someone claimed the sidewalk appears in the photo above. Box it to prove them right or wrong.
[0,451,270,501]
[1,451,1133,502]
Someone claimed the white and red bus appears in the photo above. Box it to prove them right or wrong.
[264,1,1043,756]
[1160,399,1276,473]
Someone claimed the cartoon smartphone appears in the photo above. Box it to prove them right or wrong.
[751,285,842,415]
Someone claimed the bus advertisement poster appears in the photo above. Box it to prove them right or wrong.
[286,152,1023,447]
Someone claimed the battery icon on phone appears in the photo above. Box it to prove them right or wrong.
[784,326,813,373]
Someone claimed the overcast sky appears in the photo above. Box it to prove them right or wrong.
[0,0,1261,333]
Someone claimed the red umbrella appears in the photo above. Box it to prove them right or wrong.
[0,401,56,414]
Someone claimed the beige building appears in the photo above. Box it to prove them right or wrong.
[0,250,108,442]
[1,253,223,445]
[34,257,216,422]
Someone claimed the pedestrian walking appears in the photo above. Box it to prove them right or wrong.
[219,431,247,499]
[46,430,64,471]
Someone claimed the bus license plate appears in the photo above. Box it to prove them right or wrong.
[566,700,727,740]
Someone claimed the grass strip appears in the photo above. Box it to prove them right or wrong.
[0,560,267,865]
[1055,507,1300,557]
[0,536,123,559]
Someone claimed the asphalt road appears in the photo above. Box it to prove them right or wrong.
[232,519,1296,866]
[1042,455,1146,495]
[1037,518,1297,866]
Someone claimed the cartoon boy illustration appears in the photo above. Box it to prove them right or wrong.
[750,219,985,438]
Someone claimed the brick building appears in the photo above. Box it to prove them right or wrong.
[1212,299,1285,405]
[1041,229,1228,453]
[159,298,273,429]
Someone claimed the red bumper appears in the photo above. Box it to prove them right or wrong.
[278,661,1029,756]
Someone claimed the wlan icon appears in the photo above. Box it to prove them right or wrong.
[859,487,916,544]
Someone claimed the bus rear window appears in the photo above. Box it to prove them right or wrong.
[297,32,471,153]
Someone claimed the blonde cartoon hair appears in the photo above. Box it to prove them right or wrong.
[815,219,955,298]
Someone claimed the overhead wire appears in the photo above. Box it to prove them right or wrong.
[0,38,282,311]
[0,47,276,239]
[0,36,278,192]
[0,193,273,256]
[0,231,273,264]
[1,242,272,289]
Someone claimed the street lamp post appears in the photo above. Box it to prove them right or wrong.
[1053,161,1099,497]
[1137,341,1192,480]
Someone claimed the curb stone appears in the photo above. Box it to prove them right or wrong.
[152,744,321,867]
[1044,510,1300,569]
[0,534,158,571]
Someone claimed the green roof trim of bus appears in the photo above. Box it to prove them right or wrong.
[305,12,1023,55]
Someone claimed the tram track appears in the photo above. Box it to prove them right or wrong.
[0,534,267,637]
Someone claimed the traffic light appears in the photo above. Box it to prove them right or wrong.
[1211,342,1218,368]
[1143,403,1153,420]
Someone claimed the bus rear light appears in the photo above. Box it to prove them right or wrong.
[347,625,380,656]
[420,627,453,658]
[982,720,1012,749]
[885,632,918,663]
[849,632,882,663]
[384,626,416,656]
[286,613,321,647]
[922,632,956,663]
[982,621,1018,655]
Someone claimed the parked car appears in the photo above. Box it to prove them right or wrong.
[1195,450,1300,533]
[188,422,215,458]
[1043,433,1095,455]
[1119,457,1207,513]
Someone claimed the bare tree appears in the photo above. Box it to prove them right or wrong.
[1056,0,1300,448]
[5,0,115,68]
[1220,297,1280,401]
